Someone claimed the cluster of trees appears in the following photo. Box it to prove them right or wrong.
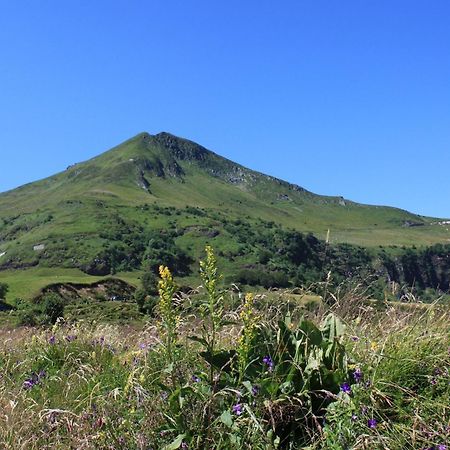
[224,219,450,295]
[65,209,450,295]
[381,244,450,292]
[83,215,192,276]
[222,220,373,287]
[235,268,290,288]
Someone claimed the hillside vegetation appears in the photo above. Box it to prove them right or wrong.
[0,132,449,302]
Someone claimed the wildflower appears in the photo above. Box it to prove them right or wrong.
[361,405,368,415]
[232,403,243,416]
[160,391,169,401]
[181,443,188,449]
[192,375,200,383]
[65,335,77,342]
[139,343,147,350]
[23,370,46,390]
[23,379,35,389]
[340,382,351,394]
[368,418,377,429]
[350,335,360,342]
[437,445,447,450]
[251,385,260,396]
[351,414,358,422]
[353,368,363,383]
[237,293,258,378]
[48,335,56,344]
[92,336,105,346]
[431,377,437,386]
[158,265,179,362]
[370,341,378,351]
[262,355,274,372]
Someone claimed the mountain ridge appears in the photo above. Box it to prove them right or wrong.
[2,131,444,219]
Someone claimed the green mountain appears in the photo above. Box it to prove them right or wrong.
[0,132,449,300]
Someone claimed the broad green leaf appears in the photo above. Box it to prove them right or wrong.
[188,335,209,347]
[220,410,233,428]
[162,434,186,450]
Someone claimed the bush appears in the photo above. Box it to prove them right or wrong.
[134,270,160,315]
[0,282,8,300]
[134,288,157,315]
[236,268,290,288]
[16,293,65,326]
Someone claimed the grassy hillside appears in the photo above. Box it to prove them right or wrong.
[0,132,449,300]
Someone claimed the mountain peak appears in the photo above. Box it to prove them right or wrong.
[152,132,210,162]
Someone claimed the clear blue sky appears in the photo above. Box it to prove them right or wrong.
[1,1,449,218]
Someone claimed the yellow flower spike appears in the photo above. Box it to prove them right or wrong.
[157,265,179,371]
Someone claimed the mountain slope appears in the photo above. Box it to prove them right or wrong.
[0,132,449,282]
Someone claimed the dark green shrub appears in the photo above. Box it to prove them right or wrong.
[0,282,8,300]
[16,293,65,326]
[40,293,65,323]
[134,288,157,315]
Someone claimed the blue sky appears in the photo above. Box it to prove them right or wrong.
[0,1,449,217]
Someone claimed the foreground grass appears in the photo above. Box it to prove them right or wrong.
[0,286,448,449]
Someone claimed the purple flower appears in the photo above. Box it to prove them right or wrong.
[192,375,200,383]
[353,368,363,383]
[139,343,147,350]
[350,335,360,342]
[262,355,274,372]
[232,403,243,416]
[160,391,169,401]
[340,382,351,394]
[65,335,77,342]
[23,371,45,390]
[368,418,377,429]
[181,442,188,449]
[437,446,447,450]
[361,405,368,415]
[23,380,34,389]
[92,336,105,346]
[351,414,358,422]
[48,335,56,345]
[251,385,260,396]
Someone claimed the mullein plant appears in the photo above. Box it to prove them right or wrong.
[198,245,224,384]
[157,265,179,383]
